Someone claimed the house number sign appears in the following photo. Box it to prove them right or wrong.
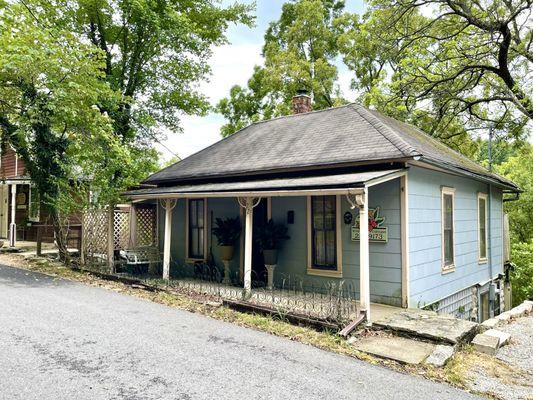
[351,206,388,243]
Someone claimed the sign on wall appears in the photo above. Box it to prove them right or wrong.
[351,206,388,243]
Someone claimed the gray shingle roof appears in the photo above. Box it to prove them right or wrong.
[146,104,518,191]
[127,170,402,198]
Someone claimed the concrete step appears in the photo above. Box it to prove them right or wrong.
[350,335,455,366]
[373,309,478,345]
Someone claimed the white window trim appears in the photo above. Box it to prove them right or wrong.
[306,195,343,278]
[441,186,456,274]
[477,192,488,264]
[185,198,208,262]
[28,184,40,222]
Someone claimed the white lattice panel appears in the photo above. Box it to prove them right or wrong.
[135,206,157,247]
[83,209,108,259]
[114,210,130,250]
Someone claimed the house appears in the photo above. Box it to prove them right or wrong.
[0,146,81,248]
[0,146,41,246]
[125,93,519,323]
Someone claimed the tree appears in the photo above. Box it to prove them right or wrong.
[217,0,345,136]
[338,0,532,142]
[496,144,533,243]
[72,0,254,201]
[0,1,117,259]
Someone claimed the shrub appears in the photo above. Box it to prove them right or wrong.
[212,217,241,246]
[510,241,533,307]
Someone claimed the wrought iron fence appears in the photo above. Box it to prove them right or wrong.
[113,259,358,324]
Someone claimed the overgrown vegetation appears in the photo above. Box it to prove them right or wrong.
[509,241,533,307]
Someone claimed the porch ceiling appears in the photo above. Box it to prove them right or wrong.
[125,169,405,200]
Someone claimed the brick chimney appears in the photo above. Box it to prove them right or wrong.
[292,89,312,114]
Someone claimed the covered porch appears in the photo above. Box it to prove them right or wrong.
[126,168,410,324]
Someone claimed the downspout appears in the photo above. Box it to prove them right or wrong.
[487,127,494,318]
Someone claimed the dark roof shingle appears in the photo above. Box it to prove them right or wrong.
[145,104,518,191]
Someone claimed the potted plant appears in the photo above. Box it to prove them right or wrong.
[256,219,290,265]
[212,216,241,261]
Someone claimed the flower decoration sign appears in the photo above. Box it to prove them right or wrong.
[351,206,388,243]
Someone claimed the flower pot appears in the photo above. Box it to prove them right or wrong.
[219,245,235,262]
[263,249,278,265]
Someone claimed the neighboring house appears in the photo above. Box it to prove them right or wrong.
[0,146,41,245]
[0,146,81,247]
[125,93,520,323]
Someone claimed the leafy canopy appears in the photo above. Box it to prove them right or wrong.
[217,0,346,137]
[76,0,254,139]
[338,0,532,141]
[0,0,117,211]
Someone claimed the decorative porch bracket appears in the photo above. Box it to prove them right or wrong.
[160,198,177,280]
[347,190,370,323]
[237,197,261,292]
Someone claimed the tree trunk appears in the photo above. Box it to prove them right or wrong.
[51,210,70,266]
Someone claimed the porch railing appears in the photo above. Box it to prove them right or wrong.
[116,260,358,324]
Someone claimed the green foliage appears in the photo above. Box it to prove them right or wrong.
[74,0,254,139]
[71,0,254,202]
[510,241,533,306]
[217,0,346,136]
[0,2,115,214]
[212,217,241,246]
[339,0,532,140]
[496,145,533,243]
[0,0,253,259]
[160,156,181,170]
[255,219,290,250]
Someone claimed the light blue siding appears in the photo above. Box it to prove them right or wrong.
[408,166,503,308]
[158,198,241,276]
[271,179,402,306]
[157,179,403,306]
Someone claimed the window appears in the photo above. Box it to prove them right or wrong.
[28,184,40,222]
[307,195,342,276]
[478,193,488,262]
[187,199,205,260]
[441,187,455,272]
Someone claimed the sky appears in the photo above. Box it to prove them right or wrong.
[156,0,366,162]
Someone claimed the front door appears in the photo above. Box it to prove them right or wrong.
[252,198,268,285]
[0,185,8,238]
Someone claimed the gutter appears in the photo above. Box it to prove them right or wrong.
[417,157,520,192]
[503,192,520,202]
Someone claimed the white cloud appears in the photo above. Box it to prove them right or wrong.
[158,42,263,161]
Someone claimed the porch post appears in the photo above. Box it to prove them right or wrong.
[243,198,253,292]
[162,199,173,280]
[9,184,16,248]
[238,197,259,293]
[130,204,137,248]
[359,188,371,322]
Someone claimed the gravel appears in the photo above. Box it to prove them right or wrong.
[496,315,533,374]
[467,315,533,400]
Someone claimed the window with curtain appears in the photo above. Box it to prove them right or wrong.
[311,195,336,270]
[442,188,455,270]
[188,199,204,259]
[478,194,488,261]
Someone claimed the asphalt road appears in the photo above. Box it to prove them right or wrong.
[0,264,480,400]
